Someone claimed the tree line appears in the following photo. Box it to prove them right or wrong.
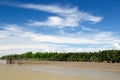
[1,50,120,63]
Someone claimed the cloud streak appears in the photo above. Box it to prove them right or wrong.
[18,4,102,28]
[0,24,120,48]
[81,26,98,31]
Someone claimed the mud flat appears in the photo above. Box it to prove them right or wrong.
[0,61,120,80]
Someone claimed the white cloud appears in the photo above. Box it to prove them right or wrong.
[29,16,65,27]
[18,4,102,28]
[19,4,76,14]
[15,29,119,45]
[81,26,98,31]
[0,24,120,50]
[113,43,120,49]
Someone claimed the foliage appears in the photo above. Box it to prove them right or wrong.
[1,50,120,63]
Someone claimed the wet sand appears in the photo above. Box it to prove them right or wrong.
[0,61,120,80]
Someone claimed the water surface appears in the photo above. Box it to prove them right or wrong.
[14,65,120,80]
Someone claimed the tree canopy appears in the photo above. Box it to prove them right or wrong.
[1,50,120,63]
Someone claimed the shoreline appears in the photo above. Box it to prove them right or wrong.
[1,60,120,72]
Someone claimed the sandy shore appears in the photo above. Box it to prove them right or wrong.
[0,61,120,80]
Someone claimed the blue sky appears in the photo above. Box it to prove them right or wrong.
[0,0,120,56]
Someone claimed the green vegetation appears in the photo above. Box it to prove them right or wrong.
[1,50,120,63]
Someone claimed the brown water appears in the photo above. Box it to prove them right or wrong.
[14,65,120,80]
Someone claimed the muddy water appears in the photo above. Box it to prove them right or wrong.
[14,65,120,80]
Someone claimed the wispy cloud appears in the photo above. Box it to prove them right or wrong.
[81,26,98,31]
[0,24,120,50]
[18,4,102,28]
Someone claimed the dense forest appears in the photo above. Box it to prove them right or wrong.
[1,50,120,63]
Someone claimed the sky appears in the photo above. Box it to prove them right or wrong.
[0,0,120,56]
